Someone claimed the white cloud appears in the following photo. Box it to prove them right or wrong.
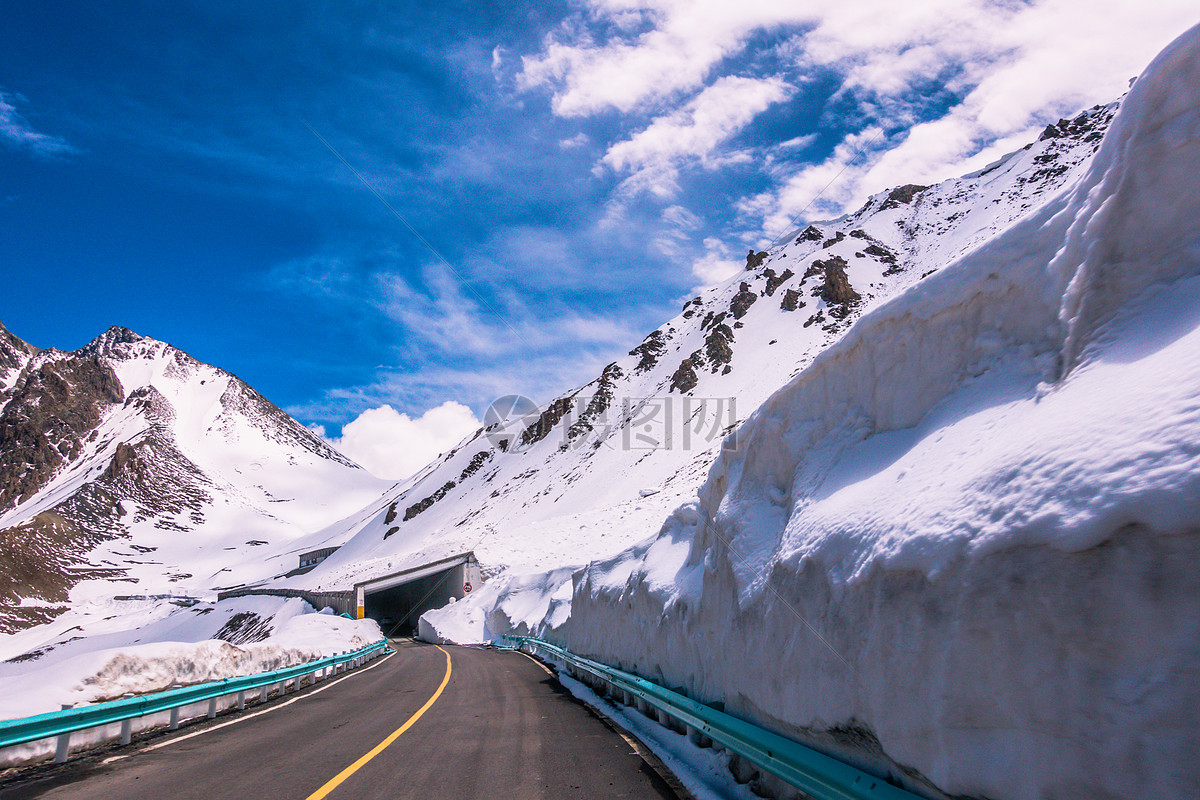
[519,0,1199,237]
[602,75,793,197]
[324,401,481,480]
[519,0,814,116]
[558,132,590,149]
[689,236,744,286]
[0,92,76,158]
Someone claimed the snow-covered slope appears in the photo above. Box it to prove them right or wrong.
[428,23,1200,800]
[0,325,392,636]
[284,93,1116,600]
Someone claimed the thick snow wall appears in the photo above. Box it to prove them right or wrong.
[549,24,1200,800]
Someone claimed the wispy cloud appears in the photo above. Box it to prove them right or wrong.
[602,75,793,198]
[273,244,648,424]
[518,0,1199,245]
[0,91,77,158]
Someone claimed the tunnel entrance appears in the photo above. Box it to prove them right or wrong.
[355,552,481,638]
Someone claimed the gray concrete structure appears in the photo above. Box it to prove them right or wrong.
[217,552,482,633]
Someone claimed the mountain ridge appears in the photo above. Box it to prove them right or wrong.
[0,322,390,634]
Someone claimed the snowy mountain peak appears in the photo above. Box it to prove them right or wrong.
[81,325,148,359]
[0,323,391,633]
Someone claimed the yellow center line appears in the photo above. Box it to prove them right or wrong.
[304,644,453,800]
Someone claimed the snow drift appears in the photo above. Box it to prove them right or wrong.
[0,595,380,765]
[427,23,1200,800]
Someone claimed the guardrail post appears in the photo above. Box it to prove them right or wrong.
[207,698,217,719]
[169,686,182,730]
[237,690,246,710]
[120,694,134,745]
[259,684,268,703]
[686,725,712,748]
[54,704,72,763]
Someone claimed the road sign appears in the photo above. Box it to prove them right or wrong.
[464,582,473,593]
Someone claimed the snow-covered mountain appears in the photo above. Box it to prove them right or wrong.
[286,85,1117,600]
[426,22,1200,800]
[0,324,392,634]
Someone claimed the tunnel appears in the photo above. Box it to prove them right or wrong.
[356,553,480,638]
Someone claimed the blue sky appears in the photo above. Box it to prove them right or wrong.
[2,1,1194,475]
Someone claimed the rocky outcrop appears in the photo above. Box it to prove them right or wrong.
[669,358,699,394]
[764,268,794,297]
[704,325,734,372]
[0,355,124,511]
[820,256,861,309]
[781,288,804,312]
[879,184,929,210]
[520,395,576,448]
[629,331,666,373]
[863,243,898,265]
[459,450,493,481]
[568,362,624,443]
[795,225,823,243]
[729,282,758,319]
[821,231,846,249]
[404,480,457,521]
[745,250,769,270]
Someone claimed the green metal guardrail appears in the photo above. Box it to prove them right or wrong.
[0,639,389,758]
[506,636,924,800]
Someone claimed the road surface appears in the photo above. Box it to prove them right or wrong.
[0,640,683,800]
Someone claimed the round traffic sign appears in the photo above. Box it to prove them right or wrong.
[464,582,473,593]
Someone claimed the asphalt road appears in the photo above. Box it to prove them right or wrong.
[0,640,683,800]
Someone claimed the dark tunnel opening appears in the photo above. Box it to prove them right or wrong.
[364,567,461,637]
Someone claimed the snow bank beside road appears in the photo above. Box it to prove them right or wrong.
[429,23,1200,800]
[0,596,380,765]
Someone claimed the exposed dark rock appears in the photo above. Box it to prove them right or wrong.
[795,225,823,243]
[669,359,698,394]
[704,325,734,372]
[764,268,794,297]
[701,311,727,332]
[384,502,398,524]
[403,480,456,521]
[568,362,624,443]
[863,243,898,265]
[879,184,929,210]
[745,250,769,270]
[781,288,804,312]
[215,611,272,645]
[0,355,124,511]
[819,255,861,307]
[729,282,758,319]
[459,450,493,481]
[821,231,846,249]
[384,526,399,539]
[629,330,666,373]
[102,442,140,482]
[520,395,575,448]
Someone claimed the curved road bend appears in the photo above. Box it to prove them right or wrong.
[0,640,682,800]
